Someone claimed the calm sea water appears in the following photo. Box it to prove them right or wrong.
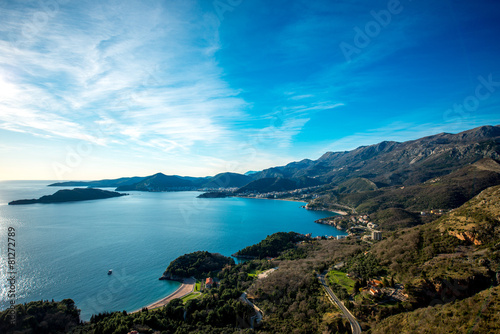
[0,180,344,320]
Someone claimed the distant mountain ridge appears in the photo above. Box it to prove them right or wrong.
[252,125,500,187]
[48,125,500,196]
[49,172,251,192]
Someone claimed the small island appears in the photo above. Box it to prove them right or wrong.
[159,251,234,280]
[8,188,127,205]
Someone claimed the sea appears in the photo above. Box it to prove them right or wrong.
[0,180,345,320]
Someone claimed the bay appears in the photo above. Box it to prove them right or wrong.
[0,180,345,320]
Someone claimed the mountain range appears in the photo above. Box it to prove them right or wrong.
[49,125,500,199]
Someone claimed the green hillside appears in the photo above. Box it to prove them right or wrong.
[371,285,500,334]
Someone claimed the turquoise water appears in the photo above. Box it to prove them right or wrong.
[0,180,344,320]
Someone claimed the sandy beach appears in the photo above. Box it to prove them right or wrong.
[133,277,195,312]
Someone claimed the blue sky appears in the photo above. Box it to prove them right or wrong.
[1,0,499,180]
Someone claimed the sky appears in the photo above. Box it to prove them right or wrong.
[0,0,500,180]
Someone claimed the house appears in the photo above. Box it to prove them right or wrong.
[205,277,214,289]
[372,230,382,241]
[369,287,381,296]
[337,235,346,240]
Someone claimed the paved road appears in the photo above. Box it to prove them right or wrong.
[318,272,362,334]
[240,293,263,329]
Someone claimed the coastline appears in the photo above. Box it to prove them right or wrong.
[238,196,306,203]
[133,277,195,313]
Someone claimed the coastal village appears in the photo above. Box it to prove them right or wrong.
[314,214,383,241]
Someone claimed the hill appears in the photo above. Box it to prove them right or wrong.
[367,185,500,309]
[306,158,500,213]
[201,172,252,188]
[437,184,500,245]
[236,176,322,194]
[236,177,297,193]
[233,231,306,259]
[159,251,234,280]
[116,173,199,191]
[8,188,127,205]
[48,176,146,188]
[54,172,251,192]
[370,208,424,231]
[0,299,80,334]
[371,285,500,334]
[336,177,378,194]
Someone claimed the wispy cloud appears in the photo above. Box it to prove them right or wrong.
[0,0,250,158]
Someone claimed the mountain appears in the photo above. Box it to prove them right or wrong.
[236,177,297,193]
[116,173,202,191]
[370,207,424,231]
[46,125,500,197]
[235,176,322,194]
[115,172,251,191]
[201,172,252,188]
[8,188,127,205]
[252,125,500,187]
[52,172,251,192]
[306,157,500,213]
[48,176,146,187]
[336,177,378,194]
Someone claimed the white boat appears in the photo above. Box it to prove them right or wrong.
[108,269,113,275]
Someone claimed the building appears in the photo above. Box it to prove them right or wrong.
[369,279,383,287]
[372,230,382,241]
[205,277,214,289]
[337,235,346,240]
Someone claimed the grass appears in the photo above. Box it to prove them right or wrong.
[248,269,263,278]
[181,292,201,304]
[194,281,201,292]
[327,269,356,293]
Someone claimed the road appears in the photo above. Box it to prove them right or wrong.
[318,272,362,334]
[240,293,263,329]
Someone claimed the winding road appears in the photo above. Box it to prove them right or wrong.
[318,272,362,334]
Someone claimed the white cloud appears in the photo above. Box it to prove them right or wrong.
[0,0,252,159]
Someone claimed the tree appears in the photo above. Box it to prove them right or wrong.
[382,277,389,287]
[353,280,362,294]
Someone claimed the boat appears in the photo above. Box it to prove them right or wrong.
[108,269,113,275]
